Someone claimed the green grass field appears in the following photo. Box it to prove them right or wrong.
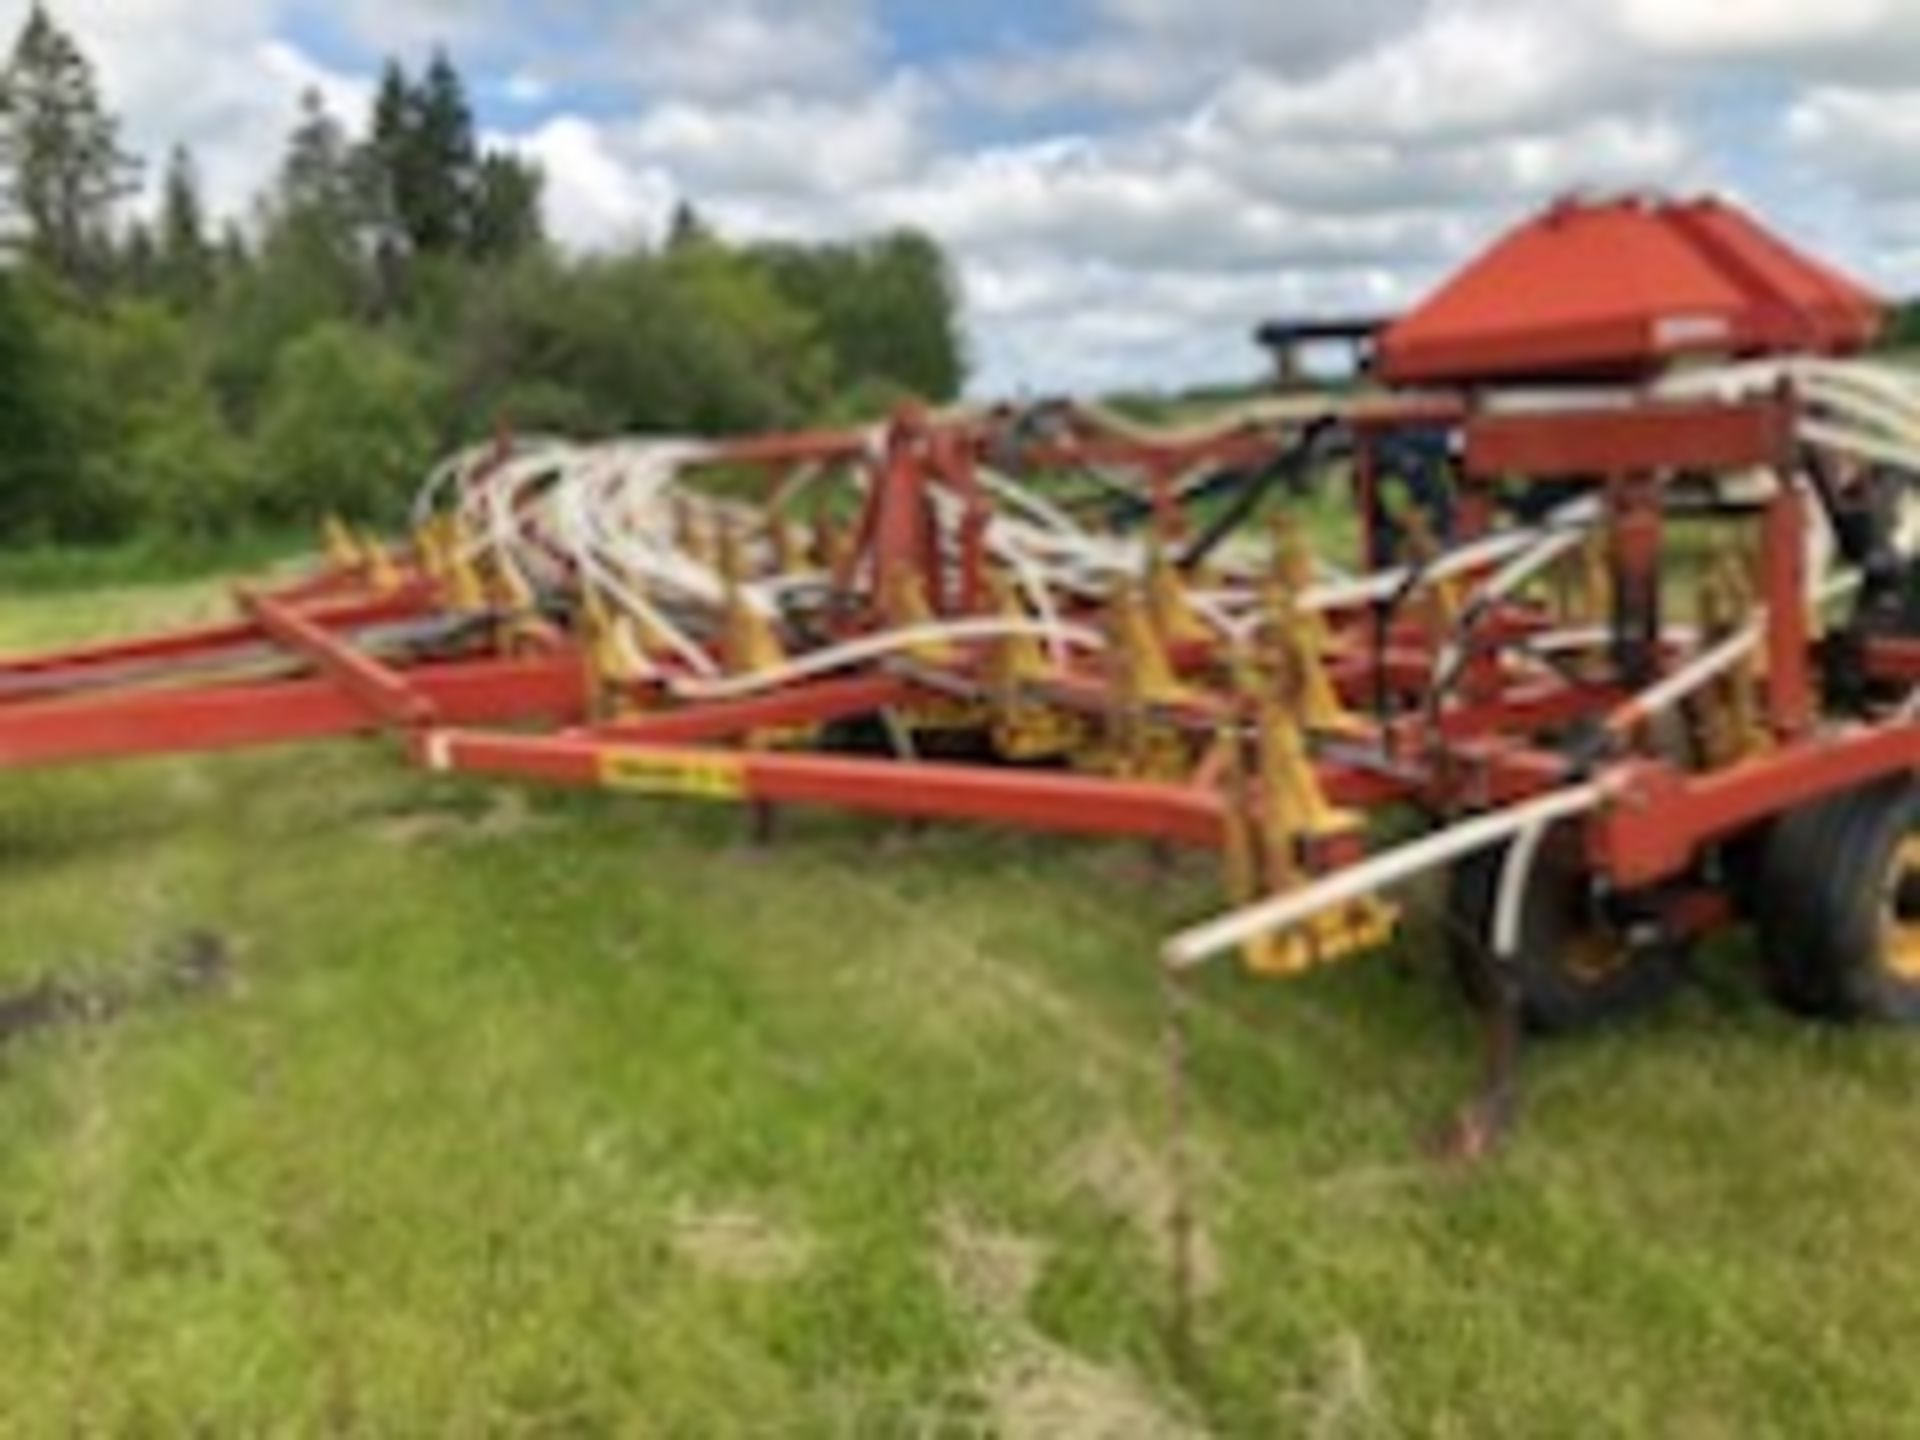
[0,564,1917,1437]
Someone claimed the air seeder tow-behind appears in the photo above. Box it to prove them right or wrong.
[1,194,1917,1107]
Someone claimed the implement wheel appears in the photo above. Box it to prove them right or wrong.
[1447,823,1683,1036]
[1757,780,1920,1023]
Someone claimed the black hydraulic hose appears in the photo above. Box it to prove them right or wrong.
[1368,430,1457,565]
[1106,463,1239,530]
[1370,544,1445,736]
[1177,418,1344,573]
[1800,445,1869,567]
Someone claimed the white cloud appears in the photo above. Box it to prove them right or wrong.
[4,0,1919,393]
[1188,104,1698,216]
[947,40,1199,115]
[0,0,366,219]
[320,0,518,57]
[954,0,1421,114]
[1787,86,1920,200]
[1205,6,1624,144]
[627,78,930,197]
[867,140,1458,275]
[603,0,876,101]
[1094,0,1415,70]
[964,254,1413,395]
[1617,0,1897,56]
[258,40,372,134]
[509,117,679,251]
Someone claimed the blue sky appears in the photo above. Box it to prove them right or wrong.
[879,1,1091,68]
[13,0,1920,394]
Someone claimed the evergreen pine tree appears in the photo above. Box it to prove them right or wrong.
[0,269,76,538]
[361,59,410,263]
[275,88,359,237]
[263,87,368,309]
[216,218,249,280]
[0,2,141,285]
[118,215,157,291]
[667,200,713,253]
[157,143,214,307]
[357,50,544,278]
[469,150,543,262]
[406,49,478,255]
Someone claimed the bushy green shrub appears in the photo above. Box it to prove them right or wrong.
[123,392,257,539]
[0,15,973,553]
[0,274,83,544]
[255,324,440,524]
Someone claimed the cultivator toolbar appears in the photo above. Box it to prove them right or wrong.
[2,195,1918,1078]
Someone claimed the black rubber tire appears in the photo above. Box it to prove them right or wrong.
[1717,826,1772,921]
[1758,781,1920,1023]
[1447,823,1684,1036]
[1754,790,1865,1013]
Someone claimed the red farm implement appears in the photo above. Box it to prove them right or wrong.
[1,193,1917,1146]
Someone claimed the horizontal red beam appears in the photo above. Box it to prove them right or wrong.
[240,588,436,728]
[1317,757,1415,811]
[1597,720,1920,886]
[1428,679,1625,746]
[424,729,1229,849]
[0,654,586,771]
[1865,637,1920,686]
[697,396,1475,489]
[708,429,870,470]
[593,675,915,746]
[0,589,430,694]
[1013,436,1289,474]
[1328,647,1439,698]
[262,562,388,607]
[1465,397,1793,479]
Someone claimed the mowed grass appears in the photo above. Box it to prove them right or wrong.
[0,570,1915,1436]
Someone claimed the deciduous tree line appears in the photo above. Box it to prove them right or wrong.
[0,4,966,543]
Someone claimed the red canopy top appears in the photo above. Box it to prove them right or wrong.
[1377,195,1884,386]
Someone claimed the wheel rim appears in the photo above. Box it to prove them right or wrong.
[1562,930,1631,987]
[1882,834,1920,983]
[1546,848,1634,989]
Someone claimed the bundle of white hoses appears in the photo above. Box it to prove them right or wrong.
[399,373,1920,972]
[412,434,1113,684]
[1657,357,1920,481]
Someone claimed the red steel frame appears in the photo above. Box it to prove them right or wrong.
[0,388,1909,960]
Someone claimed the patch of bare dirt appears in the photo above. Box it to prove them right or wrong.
[376,789,544,847]
[669,1207,815,1283]
[0,930,234,1048]
[1291,1333,1381,1440]
[934,1209,1205,1439]
[1058,1124,1221,1300]
[937,1210,1048,1321]
[843,885,1161,1086]
[984,1342,1204,1440]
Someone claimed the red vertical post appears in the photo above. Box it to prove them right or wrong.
[1609,472,1665,690]
[1454,466,1504,740]
[938,431,990,616]
[873,419,926,603]
[1763,483,1815,738]
[842,409,931,620]
[834,456,878,600]
[1150,458,1185,543]
[1453,477,1494,543]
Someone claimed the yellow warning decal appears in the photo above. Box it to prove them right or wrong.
[598,749,747,802]
[1241,898,1401,980]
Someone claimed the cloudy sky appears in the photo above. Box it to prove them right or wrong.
[14,0,1920,393]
